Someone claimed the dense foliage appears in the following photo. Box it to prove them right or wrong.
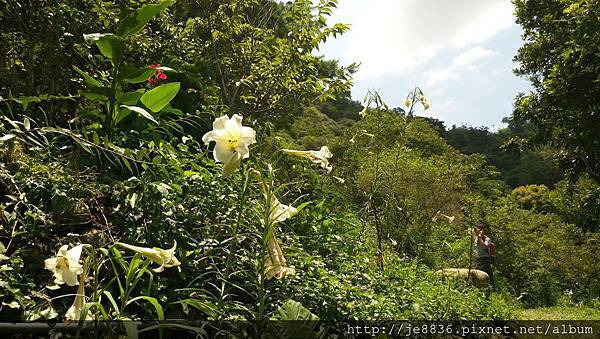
[512,0,600,182]
[0,0,598,336]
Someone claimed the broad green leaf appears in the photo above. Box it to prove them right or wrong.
[272,300,319,321]
[120,89,145,105]
[78,88,110,101]
[73,66,103,87]
[120,105,158,125]
[121,67,157,84]
[140,82,180,113]
[114,107,132,125]
[94,34,124,63]
[269,300,323,338]
[161,104,183,115]
[116,0,175,38]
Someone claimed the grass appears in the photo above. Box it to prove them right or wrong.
[517,306,600,320]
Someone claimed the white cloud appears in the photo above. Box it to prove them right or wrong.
[451,2,515,47]
[452,47,496,67]
[320,0,515,79]
[423,46,496,87]
[425,68,455,87]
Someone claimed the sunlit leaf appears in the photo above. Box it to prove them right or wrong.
[140,82,180,113]
[116,0,175,38]
[73,66,103,87]
[120,105,158,125]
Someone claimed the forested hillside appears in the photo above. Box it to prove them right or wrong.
[0,0,598,336]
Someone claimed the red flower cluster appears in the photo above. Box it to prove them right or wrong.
[147,64,167,87]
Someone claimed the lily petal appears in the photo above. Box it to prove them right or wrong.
[212,115,229,130]
[264,232,294,280]
[214,141,234,163]
[66,244,84,263]
[222,152,242,177]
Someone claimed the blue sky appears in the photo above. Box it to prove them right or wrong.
[318,0,531,129]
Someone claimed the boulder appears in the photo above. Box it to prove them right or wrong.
[435,268,490,289]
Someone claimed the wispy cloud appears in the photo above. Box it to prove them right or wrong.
[424,47,497,86]
[320,0,515,79]
[452,47,496,67]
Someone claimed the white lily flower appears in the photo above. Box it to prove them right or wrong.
[202,114,256,176]
[282,146,333,173]
[433,211,455,223]
[333,176,345,184]
[264,232,295,280]
[359,107,368,119]
[65,270,92,321]
[44,245,84,286]
[419,95,431,110]
[116,242,181,273]
[403,97,413,108]
[269,195,298,224]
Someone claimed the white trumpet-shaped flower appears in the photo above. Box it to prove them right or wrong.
[359,107,368,119]
[264,232,295,280]
[282,146,333,173]
[202,114,256,177]
[269,195,298,224]
[403,97,413,108]
[65,268,92,321]
[116,242,181,273]
[432,211,455,223]
[333,176,345,184]
[44,245,84,286]
[419,95,431,110]
[443,214,455,223]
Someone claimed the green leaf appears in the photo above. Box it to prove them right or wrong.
[269,300,323,338]
[91,34,124,63]
[83,33,107,43]
[116,0,176,38]
[102,291,120,316]
[79,88,110,101]
[0,134,16,141]
[140,82,180,113]
[14,96,41,111]
[92,131,100,144]
[126,296,164,321]
[174,299,219,318]
[271,300,319,321]
[121,67,157,84]
[73,66,103,87]
[114,107,132,126]
[120,89,145,105]
[122,157,133,173]
[2,301,20,309]
[161,104,183,115]
[120,105,158,125]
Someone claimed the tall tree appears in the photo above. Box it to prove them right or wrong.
[512,0,600,182]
